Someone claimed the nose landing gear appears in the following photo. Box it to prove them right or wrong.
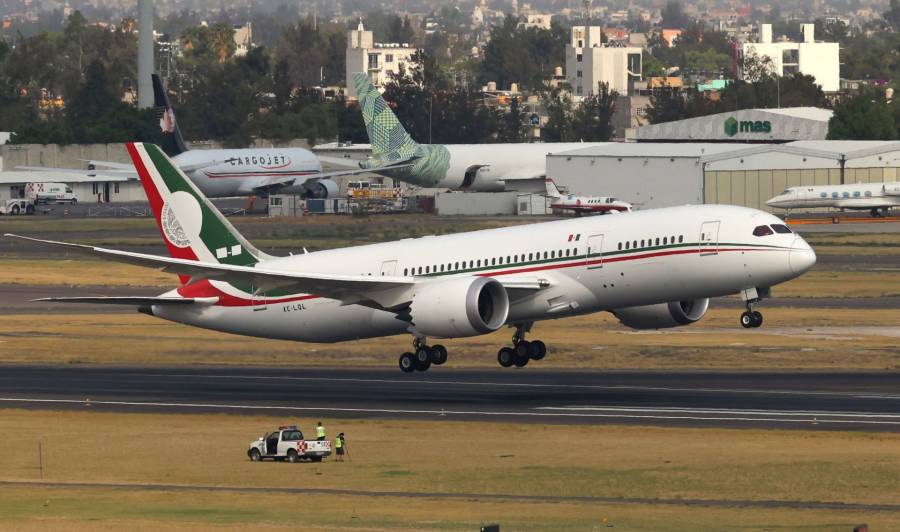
[497,323,547,368]
[399,337,447,373]
[739,287,766,328]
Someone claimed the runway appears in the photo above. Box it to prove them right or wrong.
[2,365,899,431]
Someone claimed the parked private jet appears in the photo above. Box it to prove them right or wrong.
[545,179,632,215]
[766,182,900,216]
[5,143,817,372]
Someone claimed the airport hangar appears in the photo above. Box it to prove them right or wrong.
[547,140,900,214]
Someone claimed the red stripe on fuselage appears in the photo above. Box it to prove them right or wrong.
[202,171,318,179]
[173,246,779,308]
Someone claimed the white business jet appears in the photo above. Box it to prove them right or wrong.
[5,143,816,372]
[767,182,900,217]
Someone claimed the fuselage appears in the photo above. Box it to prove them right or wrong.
[767,182,900,211]
[174,148,322,197]
[369,142,607,191]
[550,194,632,214]
[157,204,815,343]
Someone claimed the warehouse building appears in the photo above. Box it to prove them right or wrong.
[547,141,900,213]
[633,107,832,143]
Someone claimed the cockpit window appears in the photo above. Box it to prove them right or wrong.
[753,225,774,237]
[770,224,792,234]
[781,189,792,194]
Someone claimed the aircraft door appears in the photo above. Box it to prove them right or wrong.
[251,285,268,311]
[380,260,398,276]
[586,234,604,269]
[699,221,720,256]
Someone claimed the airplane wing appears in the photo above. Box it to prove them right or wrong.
[835,198,897,209]
[33,296,217,306]
[499,168,546,181]
[5,234,417,310]
[16,165,138,179]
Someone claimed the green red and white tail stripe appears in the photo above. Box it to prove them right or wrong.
[126,143,262,272]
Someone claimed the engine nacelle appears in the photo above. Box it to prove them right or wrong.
[303,179,339,199]
[613,298,709,330]
[407,277,510,338]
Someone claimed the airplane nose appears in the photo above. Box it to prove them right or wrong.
[789,237,816,274]
[765,197,781,207]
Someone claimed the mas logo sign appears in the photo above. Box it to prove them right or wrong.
[724,117,772,137]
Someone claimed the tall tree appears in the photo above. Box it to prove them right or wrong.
[572,82,617,141]
[828,90,897,140]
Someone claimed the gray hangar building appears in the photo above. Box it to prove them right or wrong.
[547,141,900,213]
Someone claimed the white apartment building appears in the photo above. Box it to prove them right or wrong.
[345,22,419,99]
[233,22,252,57]
[518,14,552,30]
[742,23,839,92]
[565,26,642,97]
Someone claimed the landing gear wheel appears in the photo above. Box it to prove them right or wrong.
[513,354,529,367]
[498,347,515,368]
[431,344,448,365]
[287,449,299,463]
[529,340,547,360]
[399,352,416,373]
[515,340,531,358]
[414,346,432,371]
[751,311,763,328]
[740,311,754,329]
[249,448,262,462]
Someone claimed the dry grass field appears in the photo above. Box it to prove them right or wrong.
[2,307,899,369]
[1,409,898,530]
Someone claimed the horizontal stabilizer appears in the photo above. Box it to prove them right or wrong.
[32,296,217,305]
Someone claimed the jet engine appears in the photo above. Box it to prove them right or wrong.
[612,298,709,330]
[406,277,510,338]
[303,179,339,199]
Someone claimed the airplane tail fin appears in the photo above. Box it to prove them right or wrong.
[352,72,421,163]
[125,143,269,274]
[153,74,189,157]
[545,178,563,198]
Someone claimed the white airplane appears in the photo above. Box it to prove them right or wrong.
[5,143,817,373]
[15,75,367,199]
[334,72,606,192]
[545,179,632,215]
[766,182,900,217]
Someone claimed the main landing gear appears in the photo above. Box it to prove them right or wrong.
[399,337,448,373]
[739,287,766,329]
[497,323,547,368]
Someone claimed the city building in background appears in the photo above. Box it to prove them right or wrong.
[345,22,420,99]
[565,26,642,97]
[742,23,840,92]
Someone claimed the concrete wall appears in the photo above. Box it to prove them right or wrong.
[435,191,518,216]
[546,155,703,210]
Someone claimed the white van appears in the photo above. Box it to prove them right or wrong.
[26,182,77,204]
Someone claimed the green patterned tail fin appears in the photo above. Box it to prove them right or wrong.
[352,73,421,164]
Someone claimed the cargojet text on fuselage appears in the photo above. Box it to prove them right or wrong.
[5,143,817,373]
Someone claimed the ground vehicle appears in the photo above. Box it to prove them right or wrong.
[25,182,77,204]
[247,425,332,462]
[0,199,35,215]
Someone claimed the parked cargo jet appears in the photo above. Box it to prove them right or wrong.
[332,72,606,191]
[5,143,816,372]
[17,75,369,199]
[767,182,900,216]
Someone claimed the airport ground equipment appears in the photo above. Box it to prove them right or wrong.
[0,199,35,215]
[247,425,332,462]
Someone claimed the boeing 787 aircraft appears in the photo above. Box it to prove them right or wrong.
[6,143,816,372]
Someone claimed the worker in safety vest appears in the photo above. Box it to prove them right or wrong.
[316,421,326,441]
[335,433,345,462]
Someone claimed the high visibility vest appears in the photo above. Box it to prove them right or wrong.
[316,425,326,438]
[335,437,343,449]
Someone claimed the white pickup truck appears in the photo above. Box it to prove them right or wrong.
[247,425,332,463]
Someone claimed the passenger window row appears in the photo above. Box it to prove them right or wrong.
[402,246,580,277]
[821,191,873,198]
[616,234,684,251]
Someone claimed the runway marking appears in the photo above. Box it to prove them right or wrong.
[1,397,899,426]
[130,372,900,401]
[540,406,900,419]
